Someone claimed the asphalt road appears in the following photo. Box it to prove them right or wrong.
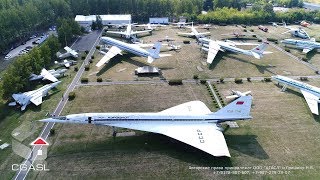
[13,30,102,180]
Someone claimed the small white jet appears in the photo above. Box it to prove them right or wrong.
[39,96,253,157]
[269,22,279,27]
[226,90,252,99]
[57,46,79,59]
[107,23,152,39]
[9,81,61,111]
[282,22,310,39]
[171,22,192,28]
[281,38,320,54]
[55,59,77,68]
[201,39,270,64]
[96,37,171,67]
[272,75,320,115]
[177,25,210,38]
[29,68,67,82]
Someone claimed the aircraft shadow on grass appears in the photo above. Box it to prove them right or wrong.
[96,54,149,76]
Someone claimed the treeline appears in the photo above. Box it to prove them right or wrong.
[1,36,61,98]
[0,0,203,53]
[198,7,320,24]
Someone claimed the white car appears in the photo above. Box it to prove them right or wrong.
[4,54,12,60]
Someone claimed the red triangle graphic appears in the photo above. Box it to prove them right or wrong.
[30,137,49,146]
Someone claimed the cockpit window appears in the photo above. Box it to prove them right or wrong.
[53,116,67,120]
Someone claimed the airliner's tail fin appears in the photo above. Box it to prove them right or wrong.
[212,96,253,120]
[147,42,161,59]
[250,42,269,59]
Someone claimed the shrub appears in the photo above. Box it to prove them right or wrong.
[85,65,90,71]
[264,77,272,82]
[234,78,243,84]
[91,55,95,59]
[183,40,190,44]
[96,46,100,50]
[250,29,254,32]
[193,74,199,79]
[97,77,103,82]
[89,59,93,63]
[302,57,308,62]
[285,48,290,52]
[243,29,247,32]
[168,79,183,85]
[267,37,278,42]
[252,34,256,38]
[247,77,251,82]
[219,78,224,83]
[300,77,308,81]
[81,56,86,60]
[68,92,76,100]
[50,129,55,136]
[257,39,262,42]
[85,50,89,54]
[241,24,246,28]
[81,78,89,83]
[74,67,78,72]
[200,79,207,84]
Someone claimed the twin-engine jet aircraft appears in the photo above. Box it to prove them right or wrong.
[96,37,171,67]
[40,96,253,157]
[9,81,61,111]
[29,68,67,82]
[272,75,320,115]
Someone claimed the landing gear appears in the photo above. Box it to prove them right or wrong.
[112,126,117,137]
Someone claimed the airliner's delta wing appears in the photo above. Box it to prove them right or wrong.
[96,37,171,67]
[9,81,61,111]
[272,75,320,115]
[39,96,253,157]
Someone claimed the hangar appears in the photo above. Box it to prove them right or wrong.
[149,17,169,24]
[75,14,132,27]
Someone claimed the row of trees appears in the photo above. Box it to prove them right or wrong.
[198,5,320,24]
[1,36,61,98]
[0,0,204,54]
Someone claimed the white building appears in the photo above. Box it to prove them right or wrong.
[149,17,169,24]
[75,14,132,27]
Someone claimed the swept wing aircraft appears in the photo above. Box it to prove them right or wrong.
[281,38,320,53]
[57,46,78,59]
[55,59,77,68]
[201,39,271,64]
[29,68,67,82]
[9,81,61,111]
[226,90,252,99]
[96,37,171,67]
[177,25,210,38]
[40,96,253,157]
[107,23,152,39]
[272,75,320,115]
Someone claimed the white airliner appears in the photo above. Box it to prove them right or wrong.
[272,75,320,115]
[9,81,61,111]
[281,38,320,54]
[96,37,171,67]
[40,96,253,157]
[57,46,78,59]
[29,68,67,82]
[282,22,310,39]
[135,23,167,30]
[107,23,152,39]
[201,39,271,64]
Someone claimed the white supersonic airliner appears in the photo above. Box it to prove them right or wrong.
[40,96,253,157]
